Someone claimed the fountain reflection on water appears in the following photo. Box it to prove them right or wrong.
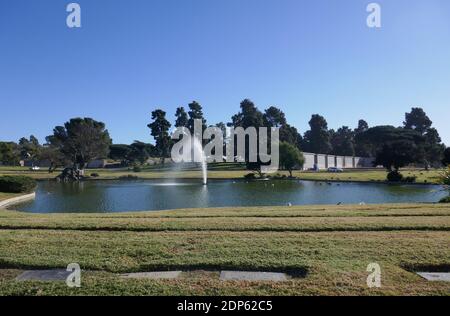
[192,137,207,185]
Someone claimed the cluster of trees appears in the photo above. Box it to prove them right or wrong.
[301,108,446,169]
[146,99,305,172]
[109,142,156,166]
[1,100,448,176]
[0,118,112,173]
[147,100,448,172]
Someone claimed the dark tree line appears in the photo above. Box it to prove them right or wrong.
[1,103,448,175]
[147,102,448,172]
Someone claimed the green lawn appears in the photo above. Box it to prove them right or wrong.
[0,203,449,296]
[0,165,443,184]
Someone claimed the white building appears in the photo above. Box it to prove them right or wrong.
[302,152,375,170]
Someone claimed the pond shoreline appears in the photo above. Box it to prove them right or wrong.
[0,192,36,209]
[12,179,445,214]
[34,176,440,186]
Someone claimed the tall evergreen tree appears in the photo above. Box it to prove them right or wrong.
[147,109,172,164]
[18,135,41,162]
[175,107,188,128]
[263,106,303,149]
[330,126,355,156]
[404,108,443,167]
[302,114,332,154]
[443,147,450,166]
[187,101,207,135]
[404,107,432,135]
[354,119,371,157]
[229,99,265,173]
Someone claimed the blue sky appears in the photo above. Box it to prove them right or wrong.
[1,0,449,145]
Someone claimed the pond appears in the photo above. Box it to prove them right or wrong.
[13,179,446,213]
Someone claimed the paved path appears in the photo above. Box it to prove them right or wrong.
[220,271,289,282]
[416,272,450,282]
[16,270,71,281]
[119,271,182,279]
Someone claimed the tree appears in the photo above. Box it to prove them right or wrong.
[330,126,355,156]
[263,106,287,127]
[302,114,332,154]
[354,120,371,157]
[47,118,112,170]
[109,142,156,166]
[128,141,155,164]
[0,142,20,165]
[230,99,264,130]
[147,110,171,164]
[263,106,303,149]
[175,107,188,128]
[423,128,445,168]
[358,125,429,173]
[109,144,133,164]
[404,107,432,135]
[374,140,419,171]
[403,108,444,168]
[443,147,450,166]
[38,144,67,172]
[18,135,41,164]
[354,119,369,134]
[355,125,425,158]
[187,101,207,135]
[229,99,265,173]
[279,142,305,177]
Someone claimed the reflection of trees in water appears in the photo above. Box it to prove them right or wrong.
[23,180,446,213]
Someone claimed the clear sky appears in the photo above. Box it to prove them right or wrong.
[1,0,449,145]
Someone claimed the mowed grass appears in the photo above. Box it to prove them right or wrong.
[0,165,443,184]
[0,203,449,295]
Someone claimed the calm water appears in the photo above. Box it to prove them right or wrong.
[13,179,446,213]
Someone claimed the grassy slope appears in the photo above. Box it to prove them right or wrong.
[0,204,449,296]
[0,165,443,184]
[0,193,21,202]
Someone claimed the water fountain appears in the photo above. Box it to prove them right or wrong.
[192,137,207,185]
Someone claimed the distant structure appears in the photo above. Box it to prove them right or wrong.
[302,152,375,170]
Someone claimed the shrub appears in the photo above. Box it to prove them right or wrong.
[244,173,256,180]
[440,167,450,186]
[0,176,37,193]
[403,176,417,183]
[439,196,450,203]
[133,165,142,173]
[439,167,450,203]
[118,174,138,180]
[387,170,403,182]
[90,173,99,177]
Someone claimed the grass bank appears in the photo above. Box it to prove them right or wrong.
[0,192,22,202]
[0,203,449,295]
[0,165,443,184]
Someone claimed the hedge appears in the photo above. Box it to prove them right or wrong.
[0,176,37,193]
